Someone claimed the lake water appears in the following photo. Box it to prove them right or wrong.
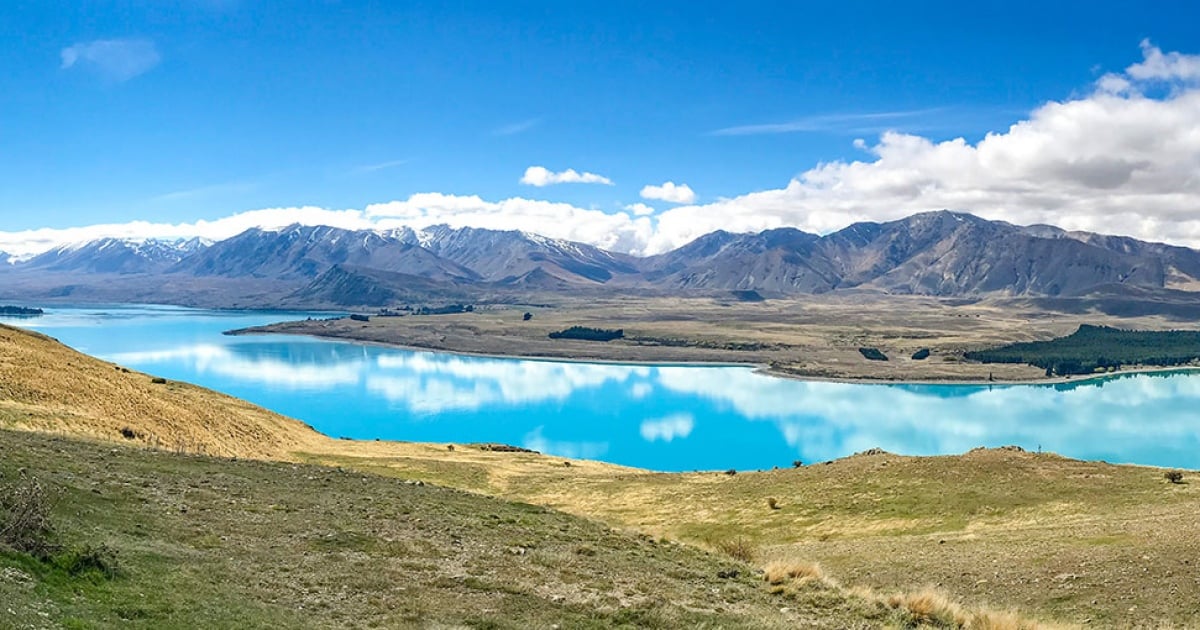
[7,305,1200,472]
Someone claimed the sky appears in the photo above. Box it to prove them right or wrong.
[2,1,1200,258]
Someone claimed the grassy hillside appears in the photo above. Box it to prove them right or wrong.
[4,323,1198,627]
[3,429,882,629]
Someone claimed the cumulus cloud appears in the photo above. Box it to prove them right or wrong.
[60,39,160,82]
[520,166,613,186]
[624,203,657,217]
[640,181,696,204]
[642,41,1200,253]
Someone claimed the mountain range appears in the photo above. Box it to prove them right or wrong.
[5,210,1200,310]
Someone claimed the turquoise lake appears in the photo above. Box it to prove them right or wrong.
[7,305,1200,472]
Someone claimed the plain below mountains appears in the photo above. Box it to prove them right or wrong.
[5,210,1200,310]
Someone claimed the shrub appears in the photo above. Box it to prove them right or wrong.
[150,377,167,385]
[0,474,59,560]
[1165,470,1184,484]
[119,427,140,440]
[858,347,888,361]
[724,469,737,476]
[446,444,455,452]
[55,543,120,579]
[523,312,533,321]
[792,460,804,468]
[713,537,755,563]
[766,497,780,510]
[911,348,931,360]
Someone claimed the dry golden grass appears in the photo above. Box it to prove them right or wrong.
[887,588,971,627]
[882,588,1058,629]
[764,560,828,586]
[0,325,328,459]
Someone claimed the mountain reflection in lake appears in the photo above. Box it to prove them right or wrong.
[11,306,1200,472]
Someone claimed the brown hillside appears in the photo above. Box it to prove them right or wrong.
[0,324,328,458]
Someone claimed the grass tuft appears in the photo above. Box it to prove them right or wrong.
[712,537,756,563]
[887,588,969,627]
[763,560,827,586]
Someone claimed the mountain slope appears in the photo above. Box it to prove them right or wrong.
[286,264,478,307]
[652,211,1200,297]
[642,228,838,293]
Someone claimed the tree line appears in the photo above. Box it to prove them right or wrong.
[964,324,1200,376]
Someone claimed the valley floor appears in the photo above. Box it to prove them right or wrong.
[230,294,1200,383]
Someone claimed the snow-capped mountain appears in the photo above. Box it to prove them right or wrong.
[20,237,213,275]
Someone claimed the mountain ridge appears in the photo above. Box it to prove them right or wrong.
[7,210,1200,307]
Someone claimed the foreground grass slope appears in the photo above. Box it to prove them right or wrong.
[4,323,1197,626]
[4,429,882,629]
[6,429,1053,629]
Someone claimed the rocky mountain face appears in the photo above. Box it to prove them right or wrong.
[8,211,1200,307]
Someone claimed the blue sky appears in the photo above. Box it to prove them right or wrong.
[3,1,1200,256]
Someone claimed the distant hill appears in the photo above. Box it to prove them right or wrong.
[5,211,1200,308]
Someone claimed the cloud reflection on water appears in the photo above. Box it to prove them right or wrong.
[103,332,1200,468]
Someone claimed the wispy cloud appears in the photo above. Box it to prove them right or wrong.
[60,38,161,82]
[492,118,540,137]
[151,180,256,203]
[520,166,613,187]
[353,159,410,174]
[710,108,944,136]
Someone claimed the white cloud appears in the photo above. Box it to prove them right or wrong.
[640,181,696,204]
[624,203,657,217]
[639,413,694,442]
[642,41,1200,254]
[520,166,613,187]
[60,39,161,82]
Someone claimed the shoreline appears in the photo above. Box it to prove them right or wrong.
[226,324,1200,387]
